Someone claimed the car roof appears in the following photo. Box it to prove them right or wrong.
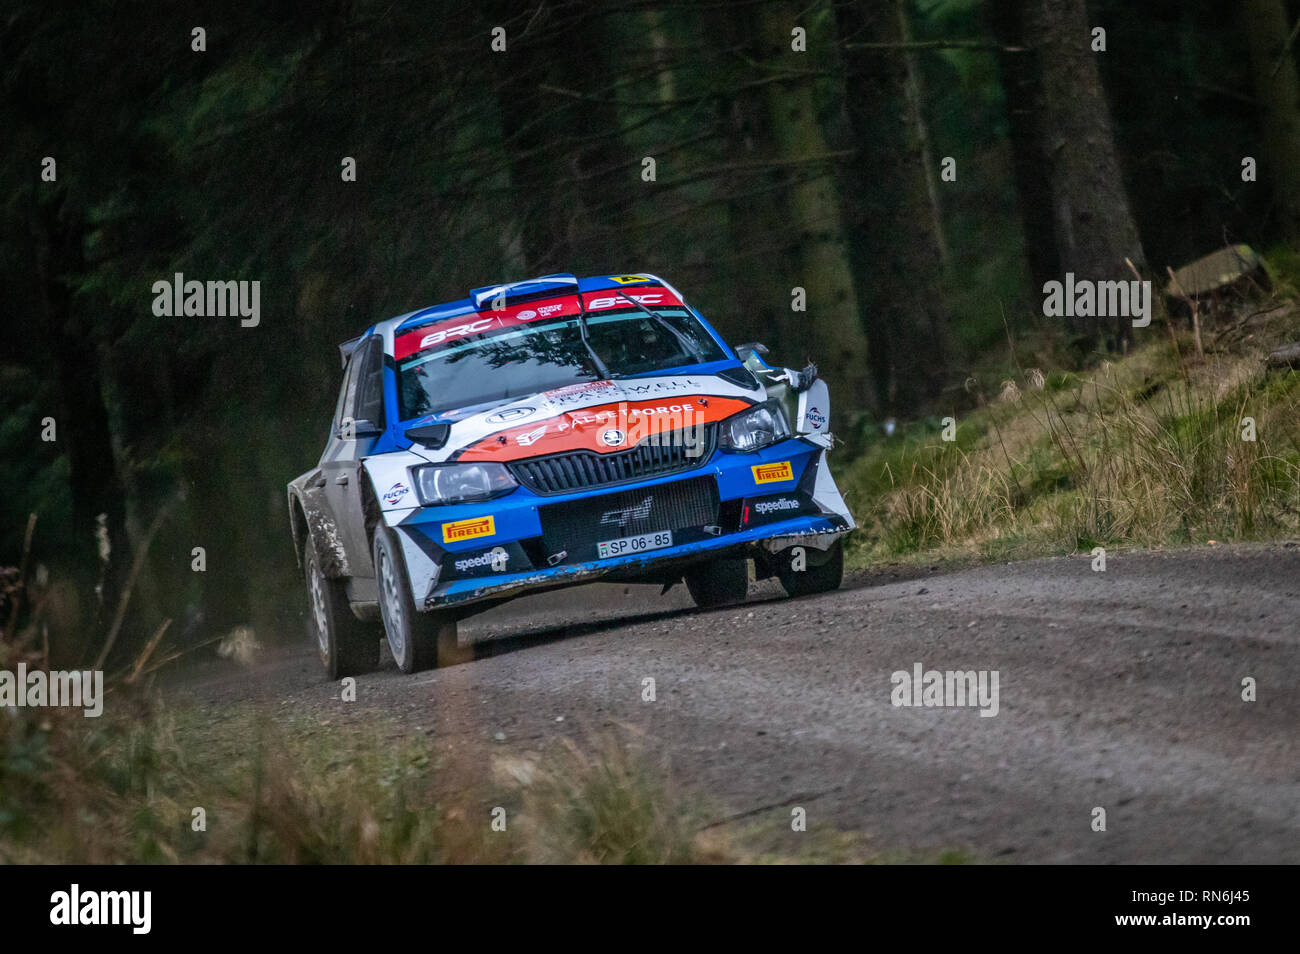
[359,272,689,354]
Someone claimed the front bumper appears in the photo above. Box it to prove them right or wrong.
[429,513,844,608]
[383,436,853,612]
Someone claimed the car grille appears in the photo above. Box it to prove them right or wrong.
[510,428,715,495]
[538,476,720,560]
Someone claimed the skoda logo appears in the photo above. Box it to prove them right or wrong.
[600,428,626,447]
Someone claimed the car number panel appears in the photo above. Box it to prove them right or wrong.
[596,529,673,559]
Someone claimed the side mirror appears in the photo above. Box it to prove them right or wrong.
[735,342,769,362]
[336,418,383,440]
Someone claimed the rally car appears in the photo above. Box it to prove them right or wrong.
[287,273,855,677]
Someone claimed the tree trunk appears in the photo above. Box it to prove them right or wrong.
[898,0,951,275]
[755,0,871,414]
[32,200,132,633]
[988,0,1060,293]
[710,1,802,361]
[1240,0,1300,241]
[495,18,571,275]
[1022,0,1146,340]
[551,14,633,273]
[837,0,953,413]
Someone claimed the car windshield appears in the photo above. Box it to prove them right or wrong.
[397,307,727,420]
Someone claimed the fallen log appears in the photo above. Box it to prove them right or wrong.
[1264,341,1300,369]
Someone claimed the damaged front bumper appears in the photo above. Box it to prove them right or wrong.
[425,513,847,609]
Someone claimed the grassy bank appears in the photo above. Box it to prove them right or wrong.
[839,300,1300,569]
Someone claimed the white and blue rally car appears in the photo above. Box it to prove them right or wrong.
[288,273,855,677]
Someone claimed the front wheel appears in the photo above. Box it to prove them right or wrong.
[305,542,379,679]
[373,527,464,673]
[685,556,750,608]
[776,538,844,598]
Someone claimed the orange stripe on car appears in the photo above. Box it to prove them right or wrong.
[459,396,753,461]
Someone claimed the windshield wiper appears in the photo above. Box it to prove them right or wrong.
[609,287,706,363]
[574,291,612,379]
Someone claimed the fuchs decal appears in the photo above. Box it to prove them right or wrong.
[442,515,496,543]
[752,461,794,484]
[383,482,410,505]
[807,406,826,429]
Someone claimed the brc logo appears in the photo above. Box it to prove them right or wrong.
[586,292,665,311]
[442,515,495,543]
[420,317,497,348]
[752,461,794,484]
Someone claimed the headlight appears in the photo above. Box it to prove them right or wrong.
[413,462,517,506]
[718,400,790,453]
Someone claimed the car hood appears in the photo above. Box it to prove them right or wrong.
[403,373,764,464]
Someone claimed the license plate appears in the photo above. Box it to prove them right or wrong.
[597,529,673,559]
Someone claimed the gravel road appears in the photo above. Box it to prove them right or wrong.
[173,543,1300,862]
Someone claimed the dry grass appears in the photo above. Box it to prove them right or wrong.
[1,613,676,864]
[841,306,1300,565]
[0,666,714,864]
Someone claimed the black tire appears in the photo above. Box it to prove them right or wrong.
[304,542,379,679]
[684,556,750,608]
[776,538,844,598]
[373,527,463,673]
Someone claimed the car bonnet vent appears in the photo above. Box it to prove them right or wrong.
[716,365,760,390]
[405,422,451,448]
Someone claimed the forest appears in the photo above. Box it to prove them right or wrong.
[4,0,1300,665]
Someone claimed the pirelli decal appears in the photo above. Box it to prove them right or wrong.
[441,515,495,544]
[751,461,794,485]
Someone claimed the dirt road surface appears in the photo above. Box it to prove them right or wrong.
[172,544,1300,862]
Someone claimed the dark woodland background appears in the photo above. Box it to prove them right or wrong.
[4,0,1299,662]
